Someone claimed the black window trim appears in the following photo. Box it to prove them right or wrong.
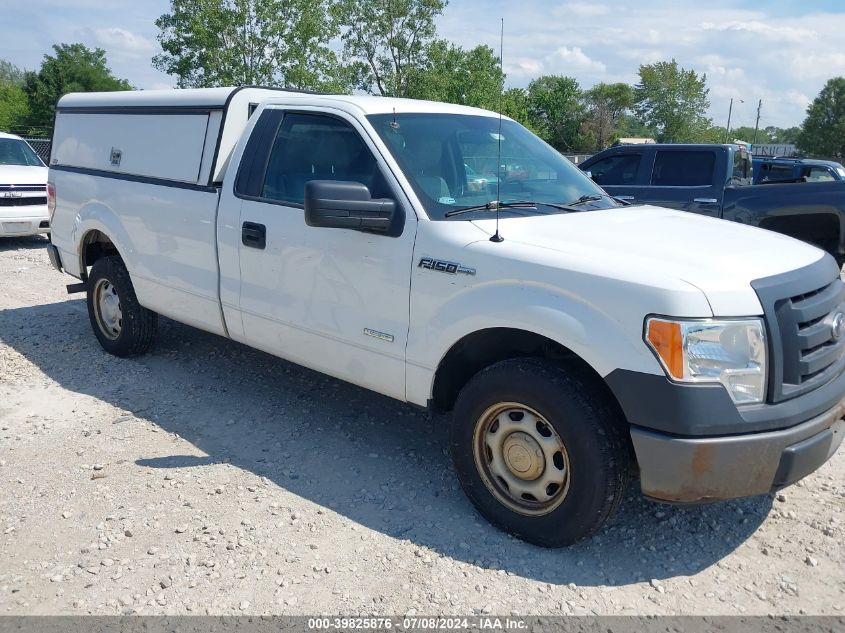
[232,107,408,237]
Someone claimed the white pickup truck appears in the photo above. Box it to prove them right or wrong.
[47,87,845,546]
[0,132,50,237]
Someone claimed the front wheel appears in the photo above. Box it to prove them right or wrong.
[86,256,157,357]
[450,358,630,547]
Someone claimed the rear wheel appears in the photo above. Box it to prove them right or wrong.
[86,256,157,357]
[450,358,630,547]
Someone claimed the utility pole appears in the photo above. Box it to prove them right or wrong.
[753,99,763,145]
[725,98,734,144]
[724,98,745,143]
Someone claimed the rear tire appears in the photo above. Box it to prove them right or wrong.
[86,256,157,357]
[450,358,630,547]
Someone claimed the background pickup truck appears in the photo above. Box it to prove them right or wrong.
[753,156,845,184]
[580,144,845,264]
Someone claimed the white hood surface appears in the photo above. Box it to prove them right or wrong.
[0,165,48,185]
[471,205,827,316]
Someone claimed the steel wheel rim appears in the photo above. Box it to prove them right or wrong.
[472,402,570,516]
[93,278,122,340]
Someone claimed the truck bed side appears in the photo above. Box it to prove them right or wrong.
[722,181,845,260]
[49,168,228,336]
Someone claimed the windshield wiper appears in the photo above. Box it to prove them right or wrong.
[445,200,581,218]
[567,193,631,207]
[445,200,536,218]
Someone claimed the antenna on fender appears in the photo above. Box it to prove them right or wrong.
[490,17,505,243]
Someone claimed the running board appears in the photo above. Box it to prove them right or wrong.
[66,282,87,294]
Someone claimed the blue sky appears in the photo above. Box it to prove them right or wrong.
[4,0,845,128]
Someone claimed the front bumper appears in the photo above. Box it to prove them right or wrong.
[0,216,50,236]
[631,396,845,503]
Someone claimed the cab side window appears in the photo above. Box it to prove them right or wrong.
[588,154,641,186]
[803,166,836,182]
[651,151,715,186]
[262,113,389,205]
[762,163,793,181]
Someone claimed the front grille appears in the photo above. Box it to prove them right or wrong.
[788,281,845,384]
[0,196,47,207]
[0,184,46,192]
[753,258,845,403]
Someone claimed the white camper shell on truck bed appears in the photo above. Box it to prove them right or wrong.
[51,87,293,187]
[47,87,845,548]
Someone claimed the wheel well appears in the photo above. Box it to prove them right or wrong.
[431,328,620,415]
[80,230,120,279]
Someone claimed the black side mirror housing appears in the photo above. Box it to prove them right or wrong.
[304,180,397,234]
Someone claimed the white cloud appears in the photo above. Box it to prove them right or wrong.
[506,57,544,78]
[701,20,814,43]
[93,27,155,53]
[554,3,610,18]
[547,46,606,74]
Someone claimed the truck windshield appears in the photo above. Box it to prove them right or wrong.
[0,138,44,167]
[368,113,614,220]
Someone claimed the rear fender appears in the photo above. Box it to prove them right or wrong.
[71,201,135,278]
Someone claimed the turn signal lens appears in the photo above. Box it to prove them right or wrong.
[46,182,56,222]
[646,319,683,379]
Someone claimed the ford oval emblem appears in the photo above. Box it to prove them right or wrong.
[830,312,845,341]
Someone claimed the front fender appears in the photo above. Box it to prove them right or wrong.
[405,279,667,406]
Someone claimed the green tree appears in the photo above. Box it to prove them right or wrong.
[616,114,656,140]
[769,126,801,145]
[727,126,759,143]
[0,60,25,85]
[526,75,585,151]
[0,82,29,131]
[334,0,446,96]
[581,82,634,151]
[406,41,503,109]
[22,44,130,129]
[154,0,343,90]
[501,88,532,129]
[634,59,710,143]
[0,60,29,131]
[799,77,845,157]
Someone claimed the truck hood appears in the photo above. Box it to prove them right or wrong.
[470,205,828,316]
[0,165,48,185]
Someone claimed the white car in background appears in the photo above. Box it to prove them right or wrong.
[0,132,50,237]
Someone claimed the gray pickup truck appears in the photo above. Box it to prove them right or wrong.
[580,144,845,264]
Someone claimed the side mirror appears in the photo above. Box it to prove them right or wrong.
[304,180,396,233]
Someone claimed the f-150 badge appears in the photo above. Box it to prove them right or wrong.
[418,257,476,276]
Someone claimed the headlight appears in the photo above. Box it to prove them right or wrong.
[645,317,767,404]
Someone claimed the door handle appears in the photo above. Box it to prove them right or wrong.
[242,222,266,249]
[693,198,718,204]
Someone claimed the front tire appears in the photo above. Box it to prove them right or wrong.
[86,256,157,357]
[450,358,630,547]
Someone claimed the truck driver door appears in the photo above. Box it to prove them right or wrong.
[232,108,417,400]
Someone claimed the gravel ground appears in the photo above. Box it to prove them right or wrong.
[0,235,843,616]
